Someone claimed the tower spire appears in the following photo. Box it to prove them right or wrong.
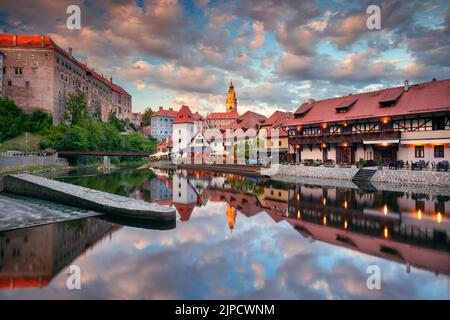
[226,79,237,113]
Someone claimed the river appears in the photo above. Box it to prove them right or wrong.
[0,168,448,299]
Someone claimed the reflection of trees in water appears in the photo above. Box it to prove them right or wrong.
[59,170,155,200]
[67,218,87,232]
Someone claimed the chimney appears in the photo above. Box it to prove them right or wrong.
[404,80,409,92]
[41,36,45,47]
[169,107,173,111]
[110,76,113,82]
[68,47,73,56]
[12,35,17,46]
[159,106,163,110]
[308,98,315,104]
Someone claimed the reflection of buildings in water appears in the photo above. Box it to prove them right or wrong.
[172,174,202,221]
[0,219,120,289]
[285,184,450,275]
[226,205,236,231]
[162,171,450,276]
[257,185,293,222]
[150,175,173,206]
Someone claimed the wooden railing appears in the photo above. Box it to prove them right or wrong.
[289,131,400,145]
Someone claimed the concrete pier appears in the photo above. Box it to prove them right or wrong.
[3,174,176,221]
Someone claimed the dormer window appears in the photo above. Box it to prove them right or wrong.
[335,98,357,113]
[294,104,313,119]
[379,89,402,107]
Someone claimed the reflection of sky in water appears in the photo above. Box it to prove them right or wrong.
[0,199,448,299]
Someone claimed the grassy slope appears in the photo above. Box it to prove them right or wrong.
[0,133,43,152]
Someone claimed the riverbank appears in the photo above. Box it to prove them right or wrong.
[0,160,148,191]
[267,164,450,194]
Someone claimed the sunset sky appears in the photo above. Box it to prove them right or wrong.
[1,0,449,116]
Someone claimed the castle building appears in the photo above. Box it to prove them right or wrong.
[0,34,132,124]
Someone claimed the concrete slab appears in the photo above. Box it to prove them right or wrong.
[3,174,176,221]
[0,193,102,232]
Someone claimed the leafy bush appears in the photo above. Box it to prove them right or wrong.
[4,93,155,162]
[25,110,53,133]
[0,97,27,142]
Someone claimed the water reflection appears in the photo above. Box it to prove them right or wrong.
[0,168,448,299]
[0,218,118,289]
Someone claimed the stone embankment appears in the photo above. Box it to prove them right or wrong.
[268,164,450,188]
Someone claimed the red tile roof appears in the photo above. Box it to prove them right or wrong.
[262,110,292,127]
[0,34,130,96]
[173,106,204,124]
[193,112,204,121]
[206,112,239,120]
[174,203,195,221]
[261,111,292,138]
[152,108,178,118]
[225,110,267,131]
[174,105,194,124]
[285,79,450,127]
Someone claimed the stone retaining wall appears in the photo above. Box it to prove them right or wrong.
[268,164,358,181]
[0,154,68,172]
[270,164,450,188]
[372,169,450,187]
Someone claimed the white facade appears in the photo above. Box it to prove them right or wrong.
[151,115,175,140]
[172,174,197,204]
[173,122,197,154]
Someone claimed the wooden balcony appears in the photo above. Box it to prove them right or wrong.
[289,130,401,145]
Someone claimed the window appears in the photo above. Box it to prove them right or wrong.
[433,117,446,130]
[14,67,23,75]
[416,200,425,212]
[25,81,29,87]
[16,53,21,59]
[434,145,444,158]
[415,146,424,158]
[2,67,5,74]
[7,80,12,86]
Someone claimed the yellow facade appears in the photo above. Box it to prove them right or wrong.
[226,80,237,112]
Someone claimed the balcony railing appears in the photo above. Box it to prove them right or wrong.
[290,130,401,145]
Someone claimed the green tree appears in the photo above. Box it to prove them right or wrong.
[123,132,150,152]
[55,126,90,151]
[64,91,89,126]
[109,112,127,132]
[25,110,53,133]
[0,97,26,142]
[147,134,157,154]
[141,107,153,126]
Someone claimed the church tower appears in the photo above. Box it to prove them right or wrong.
[226,80,237,113]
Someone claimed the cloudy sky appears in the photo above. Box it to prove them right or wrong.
[0,0,449,116]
